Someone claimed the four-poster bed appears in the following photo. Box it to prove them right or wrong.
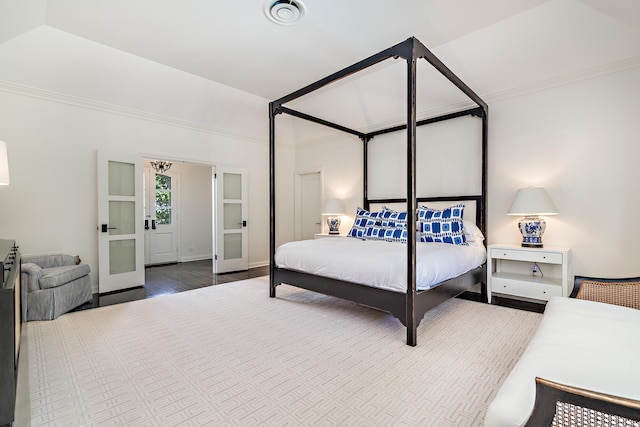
[269,37,489,346]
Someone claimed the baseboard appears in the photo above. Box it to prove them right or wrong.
[179,255,213,263]
[249,260,269,270]
[173,257,267,270]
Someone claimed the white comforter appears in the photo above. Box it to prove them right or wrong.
[275,237,486,292]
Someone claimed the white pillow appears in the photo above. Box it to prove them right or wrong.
[463,220,485,242]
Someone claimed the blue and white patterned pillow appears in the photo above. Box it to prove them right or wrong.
[347,208,381,239]
[383,227,408,243]
[418,203,467,245]
[364,225,387,240]
[384,211,408,228]
[379,206,408,228]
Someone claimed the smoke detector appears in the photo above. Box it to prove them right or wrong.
[264,0,307,25]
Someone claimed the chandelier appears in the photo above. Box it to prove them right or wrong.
[150,160,172,173]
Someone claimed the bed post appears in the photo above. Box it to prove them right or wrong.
[362,136,371,211]
[481,108,488,243]
[269,101,277,298]
[406,40,418,347]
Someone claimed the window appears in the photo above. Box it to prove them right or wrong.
[155,174,172,225]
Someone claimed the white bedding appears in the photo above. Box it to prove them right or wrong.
[275,237,486,292]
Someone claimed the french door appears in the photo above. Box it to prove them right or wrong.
[144,167,178,265]
[97,151,145,293]
[214,167,248,273]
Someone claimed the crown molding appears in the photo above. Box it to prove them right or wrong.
[0,80,266,145]
[2,56,638,149]
[483,56,640,103]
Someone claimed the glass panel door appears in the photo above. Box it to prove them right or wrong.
[215,167,248,273]
[144,169,178,265]
[98,152,144,293]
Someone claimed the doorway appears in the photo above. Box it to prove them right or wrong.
[143,160,213,267]
[295,170,323,240]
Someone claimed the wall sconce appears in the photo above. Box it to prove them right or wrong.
[322,198,345,235]
[150,160,172,173]
[507,187,558,248]
[0,140,10,185]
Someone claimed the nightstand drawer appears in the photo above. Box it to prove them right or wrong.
[491,248,563,264]
[492,276,562,301]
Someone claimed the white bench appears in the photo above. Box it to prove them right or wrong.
[485,278,640,426]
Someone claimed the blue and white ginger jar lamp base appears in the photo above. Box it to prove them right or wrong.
[518,216,546,248]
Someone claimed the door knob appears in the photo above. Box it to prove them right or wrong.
[101,224,117,233]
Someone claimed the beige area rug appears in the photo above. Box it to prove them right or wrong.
[23,276,541,427]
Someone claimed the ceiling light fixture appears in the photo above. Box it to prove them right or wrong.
[264,0,306,25]
[150,160,172,173]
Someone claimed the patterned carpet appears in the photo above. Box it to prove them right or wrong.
[22,276,541,426]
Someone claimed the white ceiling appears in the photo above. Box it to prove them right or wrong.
[1,0,639,135]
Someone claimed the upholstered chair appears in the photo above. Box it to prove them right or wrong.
[20,254,92,321]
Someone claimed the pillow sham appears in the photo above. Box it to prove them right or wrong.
[383,227,408,243]
[379,206,408,228]
[363,225,387,240]
[347,207,381,239]
[418,203,467,245]
[463,220,484,243]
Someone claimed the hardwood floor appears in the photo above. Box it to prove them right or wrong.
[74,260,269,310]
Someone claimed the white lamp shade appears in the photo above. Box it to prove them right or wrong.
[322,198,345,215]
[507,187,558,216]
[0,140,9,185]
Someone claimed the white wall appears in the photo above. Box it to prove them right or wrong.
[0,89,290,292]
[295,66,640,279]
[488,66,640,278]
[0,24,301,293]
[293,134,363,236]
[293,116,483,236]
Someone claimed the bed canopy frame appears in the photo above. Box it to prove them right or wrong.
[269,37,488,346]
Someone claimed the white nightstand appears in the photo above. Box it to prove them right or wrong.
[314,233,342,239]
[487,244,571,303]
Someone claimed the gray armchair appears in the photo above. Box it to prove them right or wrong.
[21,254,92,321]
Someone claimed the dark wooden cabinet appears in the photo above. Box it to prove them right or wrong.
[0,240,20,426]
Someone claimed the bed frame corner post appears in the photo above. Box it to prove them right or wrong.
[481,107,488,244]
[269,101,277,298]
[362,135,371,211]
[406,39,418,347]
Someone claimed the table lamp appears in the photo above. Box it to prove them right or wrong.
[507,187,558,248]
[322,198,345,235]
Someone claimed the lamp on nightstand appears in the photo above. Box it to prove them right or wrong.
[0,140,10,185]
[322,198,345,235]
[507,187,558,248]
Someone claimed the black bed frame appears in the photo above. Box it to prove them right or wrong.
[268,37,488,346]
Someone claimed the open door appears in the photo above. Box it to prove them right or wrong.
[97,151,145,293]
[214,167,248,273]
[143,166,178,265]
